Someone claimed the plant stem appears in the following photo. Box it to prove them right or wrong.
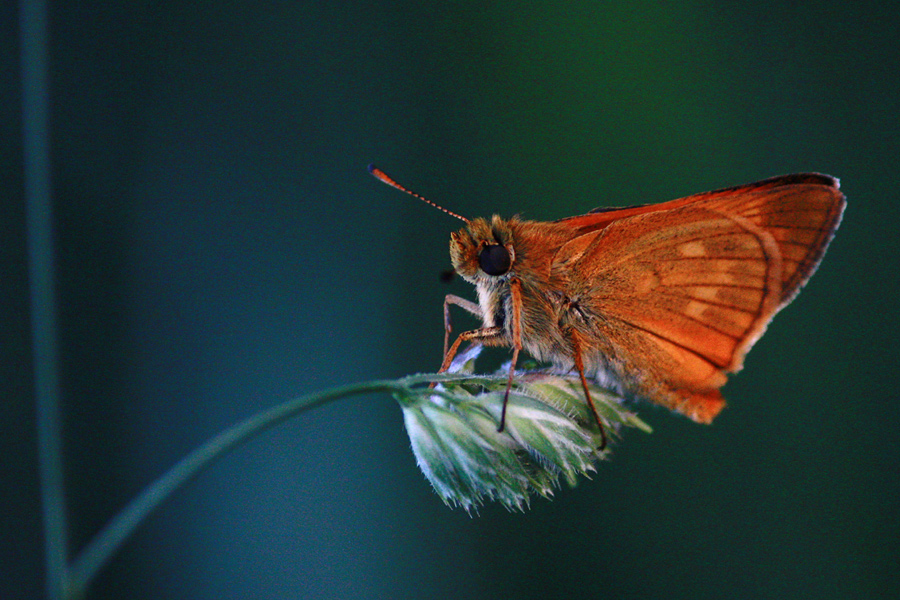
[21,0,69,598]
[66,380,400,598]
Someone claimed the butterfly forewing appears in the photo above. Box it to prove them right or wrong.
[568,207,776,372]
[704,182,845,302]
[551,175,845,422]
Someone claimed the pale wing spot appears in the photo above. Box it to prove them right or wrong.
[689,286,721,301]
[723,258,766,278]
[679,241,707,257]
[684,300,708,320]
[633,270,661,295]
[680,285,760,313]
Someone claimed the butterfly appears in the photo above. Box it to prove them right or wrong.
[371,167,846,437]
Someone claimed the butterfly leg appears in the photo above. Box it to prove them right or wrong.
[439,326,504,373]
[438,280,523,432]
[443,294,482,360]
[439,324,514,431]
[570,331,608,450]
[497,278,524,432]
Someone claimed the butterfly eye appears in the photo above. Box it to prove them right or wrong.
[479,244,511,276]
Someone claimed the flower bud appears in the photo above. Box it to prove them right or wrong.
[396,349,650,511]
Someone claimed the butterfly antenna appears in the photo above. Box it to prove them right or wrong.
[368,165,469,223]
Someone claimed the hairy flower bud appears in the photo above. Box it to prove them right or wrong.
[396,347,650,511]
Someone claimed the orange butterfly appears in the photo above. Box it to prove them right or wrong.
[372,167,845,437]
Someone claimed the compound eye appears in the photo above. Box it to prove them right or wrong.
[478,244,511,276]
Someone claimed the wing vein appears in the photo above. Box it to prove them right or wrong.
[653,287,759,314]
[606,315,731,369]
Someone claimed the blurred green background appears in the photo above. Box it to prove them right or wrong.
[5,1,899,598]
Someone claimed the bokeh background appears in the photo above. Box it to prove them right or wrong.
[5,1,899,598]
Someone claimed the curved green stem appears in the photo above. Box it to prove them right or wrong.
[65,371,503,598]
[66,379,402,599]
[21,0,68,597]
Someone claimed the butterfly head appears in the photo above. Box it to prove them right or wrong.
[450,216,517,284]
[366,166,519,284]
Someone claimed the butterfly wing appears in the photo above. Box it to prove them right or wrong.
[551,174,845,423]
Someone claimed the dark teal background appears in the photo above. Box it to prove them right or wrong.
[6,1,899,598]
